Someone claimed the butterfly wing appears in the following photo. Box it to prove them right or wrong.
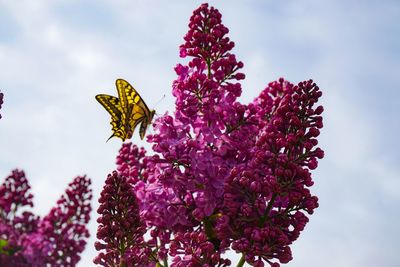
[139,109,155,139]
[129,104,146,136]
[115,79,154,139]
[95,94,129,141]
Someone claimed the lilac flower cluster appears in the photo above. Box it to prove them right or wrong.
[169,231,231,267]
[94,171,150,266]
[220,79,324,265]
[0,170,92,266]
[40,175,92,265]
[0,91,3,119]
[0,170,39,266]
[95,3,324,266]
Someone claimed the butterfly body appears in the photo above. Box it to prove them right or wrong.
[96,79,154,141]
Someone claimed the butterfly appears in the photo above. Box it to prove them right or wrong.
[95,79,155,141]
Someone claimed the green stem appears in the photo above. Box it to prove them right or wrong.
[260,193,277,226]
[203,216,215,239]
[206,57,212,78]
[236,254,246,267]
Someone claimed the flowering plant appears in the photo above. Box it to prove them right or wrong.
[0,97,92,267]
[0,91,3,119]
[95,3,324,267]
[0,169,92,266]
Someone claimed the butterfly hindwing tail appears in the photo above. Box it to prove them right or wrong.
[139,109,155,140]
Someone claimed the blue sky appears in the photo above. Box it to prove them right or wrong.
[0,0,399,266]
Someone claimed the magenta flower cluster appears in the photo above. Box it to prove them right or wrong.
[0,169,92,266]
[94,171,150,266]
[94,3,324,267]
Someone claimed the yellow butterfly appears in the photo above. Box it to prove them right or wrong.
[95,79,155,141]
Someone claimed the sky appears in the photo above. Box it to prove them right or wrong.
[0,0,399,266]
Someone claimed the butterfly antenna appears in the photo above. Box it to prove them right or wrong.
[153,94,166,111]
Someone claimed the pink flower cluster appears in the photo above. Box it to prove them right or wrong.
[0,170,92,266]
[95,3,324,267]
[221,79,324,266]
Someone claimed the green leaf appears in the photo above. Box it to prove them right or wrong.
[0,239,9,255]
